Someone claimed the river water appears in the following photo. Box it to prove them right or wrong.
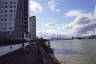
[51,39,96,64]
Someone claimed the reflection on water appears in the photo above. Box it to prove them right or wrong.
[51,39,96,64]
[54,48,80,54]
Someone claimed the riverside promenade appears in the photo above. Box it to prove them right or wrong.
[0,42,60,64]
[0,43,42,64]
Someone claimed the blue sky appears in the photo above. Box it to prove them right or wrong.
[29,0,96,38]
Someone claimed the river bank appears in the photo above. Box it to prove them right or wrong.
[39,46,60,64]
[0,42,60,64]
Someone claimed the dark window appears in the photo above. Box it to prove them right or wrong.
[1,6,3,8]
[5,6,7,8]
[9,27,12,30]
[4,10,7,13]
[4,28,7,30]
[9,19,12,21]
[10,6,13,8]
[24,22,28,24]
[9,10,13,12]
[14,2,16,4]
[4,19,7,21]
[4,2,8,4]
[10,2,13,4]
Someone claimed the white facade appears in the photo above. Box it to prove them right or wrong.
[0,0,29,40]
[0,0,18,31]
[29,16,36,40]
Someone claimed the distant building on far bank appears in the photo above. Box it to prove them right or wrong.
[29,16,36,41]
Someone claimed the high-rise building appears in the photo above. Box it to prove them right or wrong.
[29,16,36,41]
[0,0,28,40]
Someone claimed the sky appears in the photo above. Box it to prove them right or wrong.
[29,0,96,38]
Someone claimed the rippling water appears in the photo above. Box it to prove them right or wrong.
[51,39,96,64]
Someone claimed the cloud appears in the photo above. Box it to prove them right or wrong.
[64,10,84,17]
[94,5,96,14]
[37,30,69,39]
[37,9,96,38]
[37,30,58,38]
[37,22,75,38]
[44,23,57,27]
[47,0,60,12]
[64,12,96,36]
[29,0,43,13]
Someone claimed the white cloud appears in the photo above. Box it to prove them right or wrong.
[94,5,96,14]
[37,10,96,38]
[64,12,96,36]
[44,23,57,27]
[37,30,69,39]
[47,0,60,12]
[37,30,58,38]
[37,22,75,38]
[64,10,84,17]
[29,0,43,13]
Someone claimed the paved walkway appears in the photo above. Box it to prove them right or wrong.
[14,44,42,64]
[0,43,42,64]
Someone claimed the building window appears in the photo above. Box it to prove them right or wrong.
[10,2,13,4]
[9,19,12,21]
[4,10,7,13]
[10,6,13,8]
[9,27,12,30]
[24,22,27,24]
[4,2,8,4]
[4,28,7,30]
[1,6,3,8]
[14,2,16,4]
[5,6,7,8]
[4,19,7,21]
[9,10,13,12]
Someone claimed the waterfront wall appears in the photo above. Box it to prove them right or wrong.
[39,46,60,64]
